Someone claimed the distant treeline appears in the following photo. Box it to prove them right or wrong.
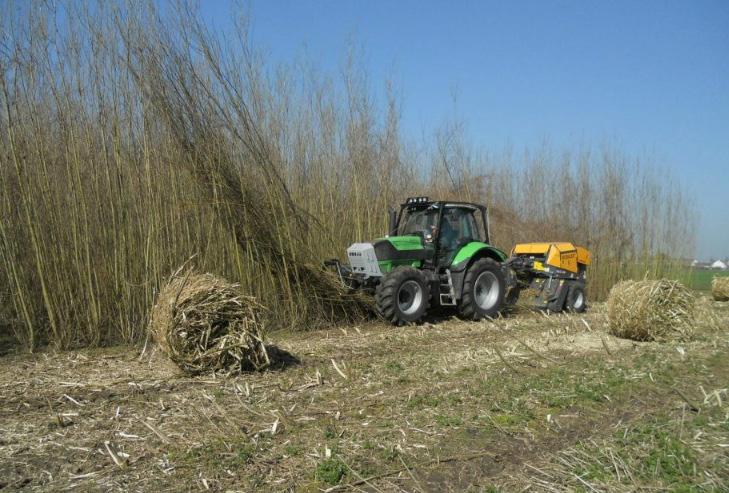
[0,1,695,350]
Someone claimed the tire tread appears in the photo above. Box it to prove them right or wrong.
[457,258,505,321]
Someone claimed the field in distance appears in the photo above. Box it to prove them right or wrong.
[680,268,729,292]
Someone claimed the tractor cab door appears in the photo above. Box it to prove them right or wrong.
[437,206,482,267]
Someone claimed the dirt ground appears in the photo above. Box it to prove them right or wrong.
[1,301,728,492]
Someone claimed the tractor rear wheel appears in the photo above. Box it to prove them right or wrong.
[375,267,430,325]
[458,258,505,320]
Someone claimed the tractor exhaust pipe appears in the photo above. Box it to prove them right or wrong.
[388,207,397,236]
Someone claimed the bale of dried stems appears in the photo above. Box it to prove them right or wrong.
[694,294,723,334]
[607,280,695,342]
[712,277,729,302]
[149,271,269,375]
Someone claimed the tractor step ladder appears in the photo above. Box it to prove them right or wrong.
[439,270,457,306]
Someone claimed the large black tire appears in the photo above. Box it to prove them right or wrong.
[565,282,587,313]
[458,258,506,320]
[547,286,565,313]
[375,267,430,325]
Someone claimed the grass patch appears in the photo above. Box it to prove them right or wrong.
[234,443,256,464]
[166,437,262,470]
[407,394,441,409]
[560,410,728,491]
[495,336,729,492]
[315,457,347,485]
[676,267,729,292]
[489,413,522,427]
[435,414,464,427]
[380,445,400,462]
[284,444,302,457]
[323,423,338,439]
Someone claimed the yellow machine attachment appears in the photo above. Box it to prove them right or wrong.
[506,242,591,313]
[511,242,590,274]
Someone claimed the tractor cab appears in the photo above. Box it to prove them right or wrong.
[393,198,490,268]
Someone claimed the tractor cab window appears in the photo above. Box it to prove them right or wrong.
[458,208,482,242]
[438,207,482,258]
[399,206,439,241]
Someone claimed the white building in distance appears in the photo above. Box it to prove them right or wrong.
[711,260,728,270]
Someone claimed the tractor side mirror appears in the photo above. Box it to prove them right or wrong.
[388,208,397,236]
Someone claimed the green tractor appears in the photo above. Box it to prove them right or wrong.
[326,197,511,325]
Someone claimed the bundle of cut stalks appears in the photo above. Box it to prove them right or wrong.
[712,277,729,302]
[607,279,695,342]
[298,263,376,321]
[149,271,269,375]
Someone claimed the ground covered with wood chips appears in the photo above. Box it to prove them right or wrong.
[1,301,728,492]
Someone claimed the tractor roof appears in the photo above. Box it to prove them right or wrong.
[402,197,486,211]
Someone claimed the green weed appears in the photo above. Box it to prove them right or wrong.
[315,458,347,485]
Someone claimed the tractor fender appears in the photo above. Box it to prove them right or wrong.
[449,243,508,300]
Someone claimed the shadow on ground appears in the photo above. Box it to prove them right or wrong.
[265,344,301,370]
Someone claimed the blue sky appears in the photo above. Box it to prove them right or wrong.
[203,0,729,260]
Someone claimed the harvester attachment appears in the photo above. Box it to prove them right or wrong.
[506,242,591,313]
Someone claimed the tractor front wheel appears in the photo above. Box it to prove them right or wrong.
[375,267,430,325]
[458,258,506,320]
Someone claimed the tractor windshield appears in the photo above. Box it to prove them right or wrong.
[399,207,439,239]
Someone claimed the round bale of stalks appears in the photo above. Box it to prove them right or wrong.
[149,272,269,375]
[712,277,729,302]
[607,280,695,342]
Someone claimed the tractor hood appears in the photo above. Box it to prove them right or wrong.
[372,236,428,273]
[373,236,426,260]
[346,236,428,277]
[376,235,423,251]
